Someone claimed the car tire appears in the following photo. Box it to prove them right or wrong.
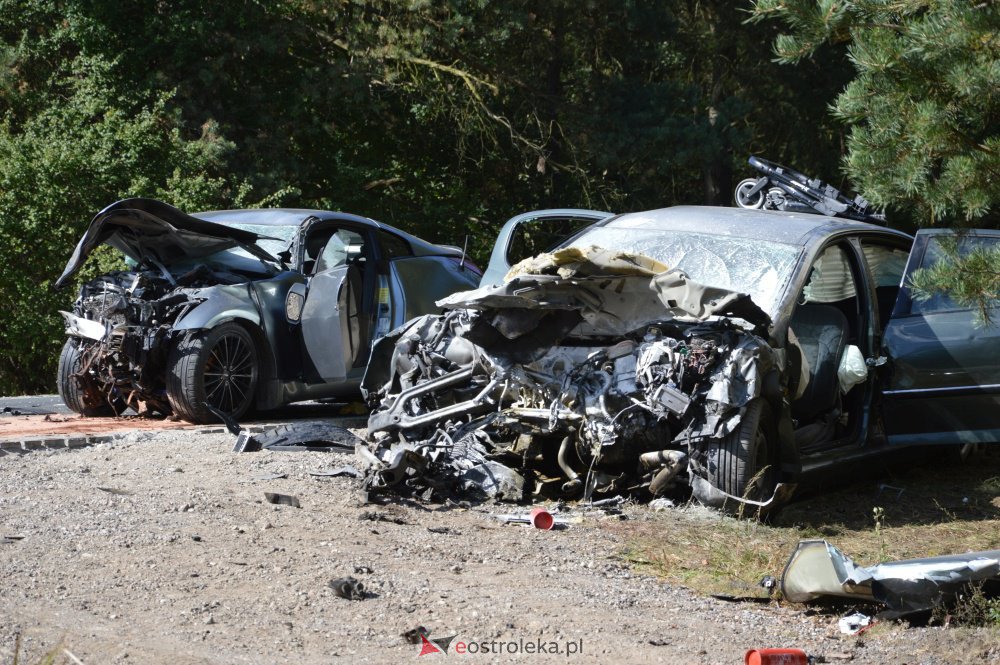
[700,398,777,507]
[166,322,259,424]
[57,339,126,417]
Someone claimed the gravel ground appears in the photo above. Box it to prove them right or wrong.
[1,428,997,664]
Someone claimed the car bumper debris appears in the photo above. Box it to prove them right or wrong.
[780,539,1000,617]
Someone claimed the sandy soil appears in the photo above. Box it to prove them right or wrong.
[1,427,997,664]
[0,413,202,438]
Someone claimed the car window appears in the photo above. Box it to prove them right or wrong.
[861,242,909,328]
[316,229,365,273]
[861,244,908,287]
[910,234,1000,315]
[801,245,856,303]
[379,230,413,259]
[507,216,599,267]
[173,223,297,273]
[220,223,298,257]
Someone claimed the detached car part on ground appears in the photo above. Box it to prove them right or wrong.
[782,540,1000,619]
[361,204,1000,512]
[55,198,481,423]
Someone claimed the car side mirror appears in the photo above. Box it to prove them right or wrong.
[285,283,307,323]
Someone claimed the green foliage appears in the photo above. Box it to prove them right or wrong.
[752,0,1000,316]
[751,0,1000,226]
[0,0,854,394]
[0,16,244,392]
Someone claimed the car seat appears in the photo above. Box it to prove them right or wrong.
[790,304,849,423]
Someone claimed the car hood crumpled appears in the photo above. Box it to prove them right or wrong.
[437,245,771,331]
[55,198,275,289]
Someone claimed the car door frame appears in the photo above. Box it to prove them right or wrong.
[479,209,613,287]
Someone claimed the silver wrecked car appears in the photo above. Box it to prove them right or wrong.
[360,204,1000,513]
[55,198,481,423]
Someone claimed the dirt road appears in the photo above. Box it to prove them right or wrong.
[2,426,997,664]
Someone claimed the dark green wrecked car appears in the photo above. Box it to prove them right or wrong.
[55,198,481,423]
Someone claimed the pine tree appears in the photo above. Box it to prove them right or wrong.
[752,0,1000,317]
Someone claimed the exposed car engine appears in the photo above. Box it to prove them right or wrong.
[360,248,784,509]
[63,265,246,414]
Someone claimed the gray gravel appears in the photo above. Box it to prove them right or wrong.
[1,429,996,664]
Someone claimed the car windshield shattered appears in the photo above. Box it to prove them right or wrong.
[564,227,800,316]
[360,243,792,514]
[175,223,297,273]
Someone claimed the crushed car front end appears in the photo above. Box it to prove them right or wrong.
[361,245,796,512]
[55,199,286,417]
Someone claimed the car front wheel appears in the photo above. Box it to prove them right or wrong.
[57,339,126,416]
[166,322,259,424]
[698,398,777,510]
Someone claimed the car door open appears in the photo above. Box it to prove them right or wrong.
[882,229,1000,446]
[299,228,369,383]
[479,209,612,286]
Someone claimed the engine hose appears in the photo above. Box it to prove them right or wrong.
[557,435,580,483]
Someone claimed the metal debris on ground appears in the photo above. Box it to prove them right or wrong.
[426,526,460,535]
[263,492,301,508]
[402,626,430,644]
[874,483,905,500]
[780,539,1000,617]
[648,498,676,511]
[230,421,364,454]
[252,472,288,481]
[329,576,366,600]
[359,510,407,525]
[96,486,133,496]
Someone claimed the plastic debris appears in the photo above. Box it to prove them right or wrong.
[838,612,872,635]
[744,648,813,665]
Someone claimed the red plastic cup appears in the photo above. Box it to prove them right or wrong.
[529,507,554,530]
[745,648,810,665]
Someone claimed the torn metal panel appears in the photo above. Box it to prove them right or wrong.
[55,198,277,289]
[781,539,1000,616]
[362,249,784,507]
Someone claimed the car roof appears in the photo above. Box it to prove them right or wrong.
[194,208,461,257]
[598,206,912,247]
[194,208,374,227]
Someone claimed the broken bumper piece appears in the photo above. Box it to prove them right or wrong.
[780,539,1000,617]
